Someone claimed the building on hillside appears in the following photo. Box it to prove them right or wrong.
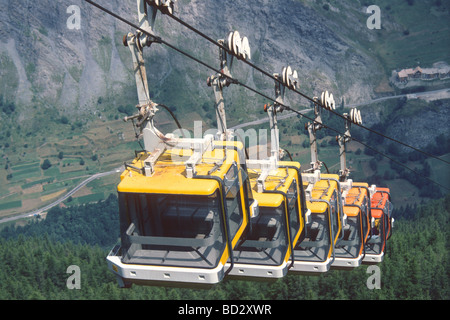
[397,65,450,83]
[439,66,450,79]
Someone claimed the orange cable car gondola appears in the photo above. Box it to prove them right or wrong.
[363,187,394,264]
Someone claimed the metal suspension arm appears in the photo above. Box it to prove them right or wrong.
[338,118,351,181]
[306,97,324,171]
[338,108,362,181]
[122,0,163,133]
[122,0,178,154]
[207,31,250,141]
[207,39,232,141]
[247,66,297,192]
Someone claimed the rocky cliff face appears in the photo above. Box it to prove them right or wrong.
[386,100,450,150]
[0,0,135,117]
[0,0,385,127]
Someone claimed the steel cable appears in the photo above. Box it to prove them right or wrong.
[164,7,450,165]
[83,0,450,191]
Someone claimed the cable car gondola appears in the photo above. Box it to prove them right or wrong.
[330,109,371,268]
[107,139,253,287]
[289,95,344,273]
[224,71,307,280]
[363,187,394,264]
[290,173,343,273]
[332,182,370,268]
[226,160,305,279]
[106,4,256,287]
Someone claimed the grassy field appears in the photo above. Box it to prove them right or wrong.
[371,0,450,72]
[0,117,136,219]
[304,0,450,84]
[1,102,446,220]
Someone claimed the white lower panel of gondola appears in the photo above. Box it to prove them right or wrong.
[107,255,225,287]
[289,257,332,273]
[331,255,363,268]
[224,260,288,279]
[362,252,384,264]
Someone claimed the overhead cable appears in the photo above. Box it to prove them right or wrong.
[164,7,450,165]
[83,0,449,191]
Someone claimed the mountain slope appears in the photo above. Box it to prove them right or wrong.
[0,0,387,123]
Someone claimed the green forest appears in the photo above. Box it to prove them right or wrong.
[0,193,448,300]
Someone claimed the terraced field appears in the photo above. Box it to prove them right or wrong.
[0,118,140,219]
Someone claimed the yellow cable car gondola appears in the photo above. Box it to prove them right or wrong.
[289,94,344,273]
[290,173,343,273]
[105,4,257,287]
[107,139,252,287]
[205,42,306,280]
[224,71,307,280]
[332,182,370,268]
[227,161,305,279]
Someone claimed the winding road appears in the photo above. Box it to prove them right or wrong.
[0,167,122,225]
[345,87,450,107]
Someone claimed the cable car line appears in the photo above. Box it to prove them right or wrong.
[316,106,450,165]
[79,1,400,287]
[84,2,313,118]
[162,6,450,166]
[88,0,448,167]
[84,0,448,192]
[285,107,450,191]
[94,1,400,286]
